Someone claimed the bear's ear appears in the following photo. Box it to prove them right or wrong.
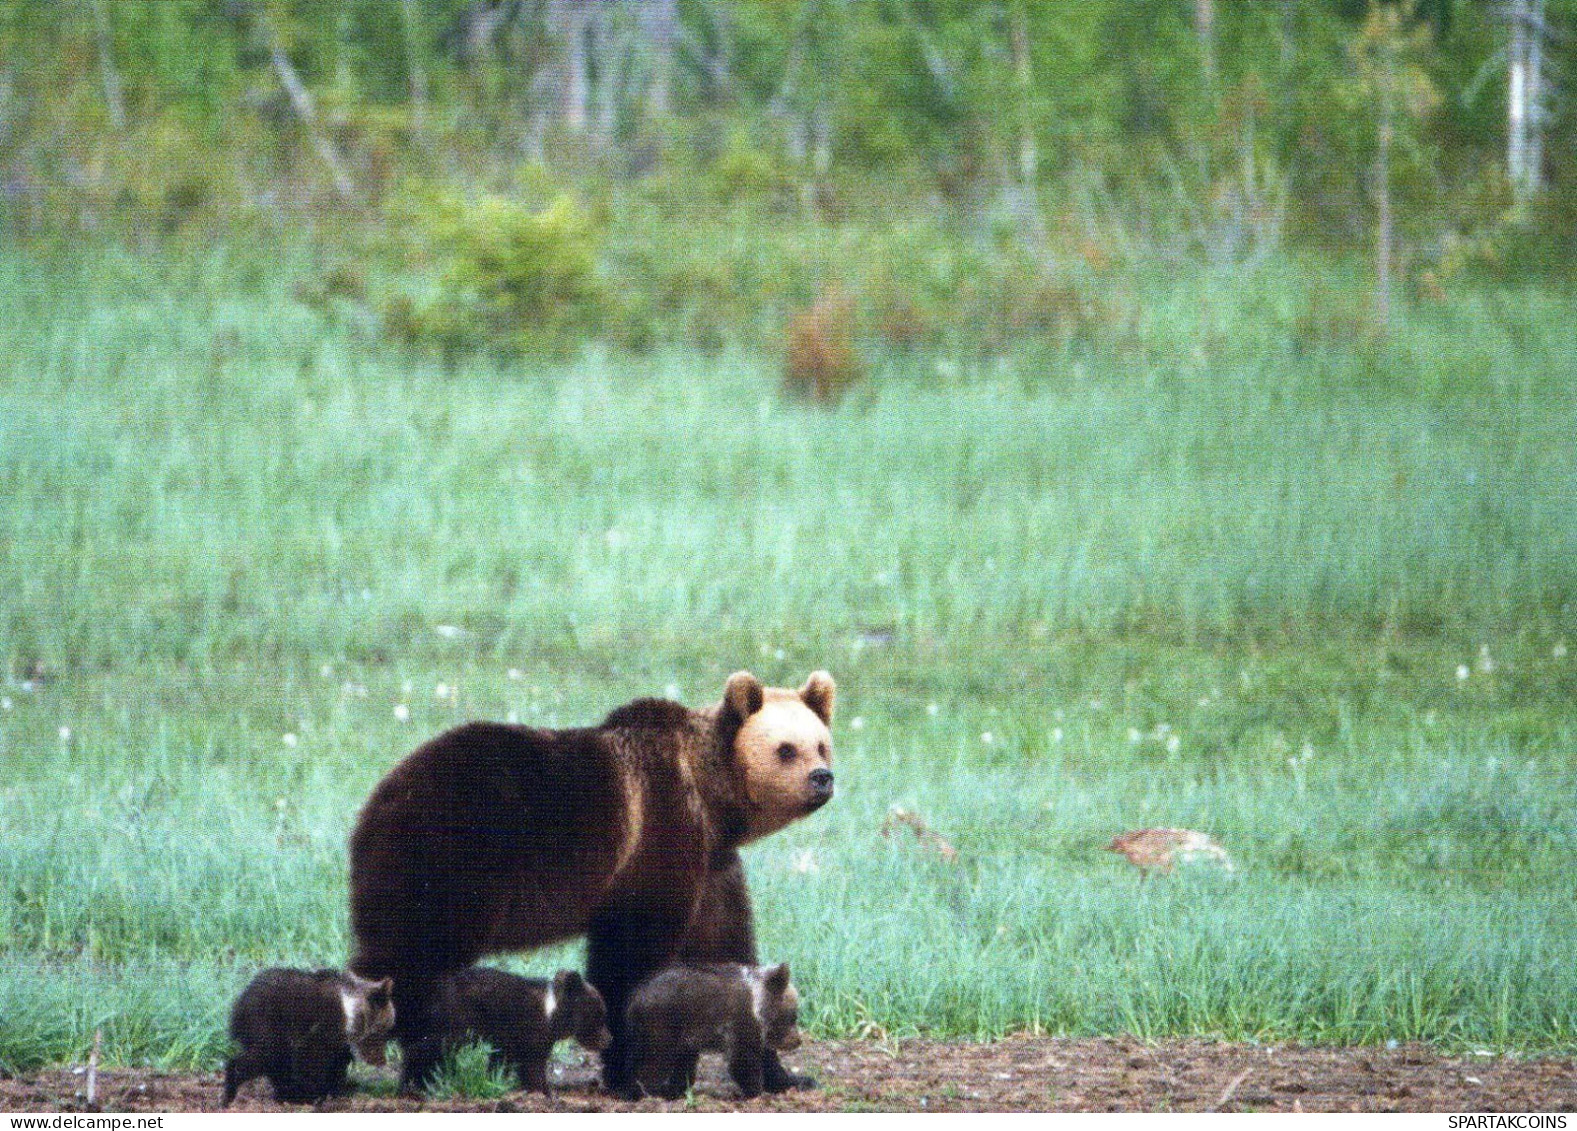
[724,671,765,720]
[799,671,835,724]
[763,962,791,996]
[553,969,583,996]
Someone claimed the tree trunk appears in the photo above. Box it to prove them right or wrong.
[260,16,356,202]
[548,0,590,135]
[640,0,679,119]
[1008,1,1044,240]
[1009,2,1036,188]
[90,0,126,133]
[1507,0,1547,206]
[1194,0,1217,101]
[398,0,429,141]
[1374,38,1393,331]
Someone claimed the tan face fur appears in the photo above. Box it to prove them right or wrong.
[340,973,395,1065]
[725,671,835,841]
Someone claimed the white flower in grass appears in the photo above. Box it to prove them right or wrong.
[282,733,298,748]
[0,696,10,711]
[850,716,865,731]
[58,726,71,743]
[1089,698,1103,711]
[1476,645,1495,674]
[507,668,523,681]
[506,711,519,725]
[401,679,415,694]
[393,704,410,722]
[435,625,464,640]
[1166,734,1182,755]
[1423,710,1437,727]
[980,731,993,745]
[665,684,681,700]
[1554,642,1569,659]
[1198,696,1212,708]
[1051,727,1064,743]
[791,848,819,875]
[774,648,786,661]
[926,703,939,717]
[435,682,451,700]
[320,664,334,679]
[1456,664,1470,682]
[1126,727,1141,743]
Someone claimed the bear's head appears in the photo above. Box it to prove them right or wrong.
[750,962,802,1052]
[549,968,613,1051]
[337,971,395,1064]
[721,670,835,842]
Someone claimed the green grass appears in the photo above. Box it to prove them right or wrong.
[1,246,1576,1073]
[425,1043,519,1101]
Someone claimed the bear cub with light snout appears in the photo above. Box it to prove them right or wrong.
[222,968,394,1106]
[409,967,612,1094]
[626,962,802,1100]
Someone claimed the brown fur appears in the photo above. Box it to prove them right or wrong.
[410,967,611,1094]
[626,963,801,1099]
[221,968,393,1106]
[347,671,834,1095]
[784,288,862,404]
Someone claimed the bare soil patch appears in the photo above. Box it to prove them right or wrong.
[4,1037,1573,1113]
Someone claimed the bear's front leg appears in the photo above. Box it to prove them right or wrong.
[679,852,816,1093]
[586,909,690,1099]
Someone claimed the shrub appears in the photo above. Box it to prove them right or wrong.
[386,188,607,357]
[784,287,862,404]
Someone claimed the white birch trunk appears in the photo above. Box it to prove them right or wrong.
[90,0,126,133]
[1507,0,1547,205]
[399,0,429,141]
[261,19,356,202]
[640,0,678,119]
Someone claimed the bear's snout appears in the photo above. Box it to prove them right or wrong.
[808,768,834,798]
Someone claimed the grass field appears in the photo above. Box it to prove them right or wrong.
[2,247,1577,1076]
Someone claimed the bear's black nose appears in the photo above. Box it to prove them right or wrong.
[809,768,834,793]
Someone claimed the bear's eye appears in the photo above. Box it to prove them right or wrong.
[818,742,828,758]
[776,742,797,763]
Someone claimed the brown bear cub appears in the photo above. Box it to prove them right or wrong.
[221,968,394,1106]
[349,671,835,1095]
[626,963,802,1100]
[405,967,612,1094]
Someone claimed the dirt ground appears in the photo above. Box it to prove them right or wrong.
[5,1037,1574,1113]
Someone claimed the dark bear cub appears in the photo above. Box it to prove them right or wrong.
[222,968,394,1106]
[408,967,612,1094]
[625,962,801,1100]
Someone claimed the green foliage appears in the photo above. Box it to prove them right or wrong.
[2,0,1573,269]
[386,188,607,357]
[426,1042,518,1101]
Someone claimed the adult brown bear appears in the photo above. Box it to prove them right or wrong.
[347,670,835,1094]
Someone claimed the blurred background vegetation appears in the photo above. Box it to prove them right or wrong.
[1,0,1572,359]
